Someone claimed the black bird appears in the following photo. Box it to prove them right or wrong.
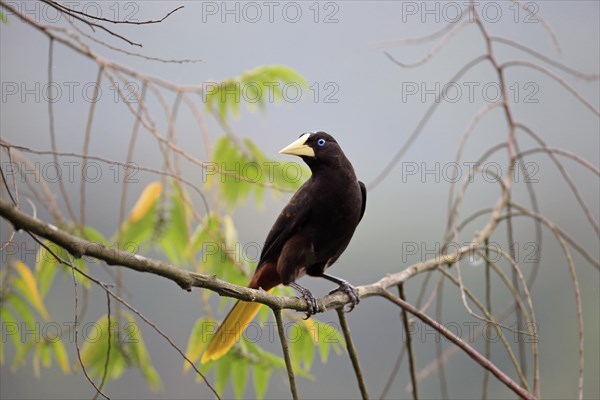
[202,131,366,363]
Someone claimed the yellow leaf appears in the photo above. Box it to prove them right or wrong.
[128,182,162,223]
[301,318,319,343]
[52,340,71,374]
[183,318,210,373]
[13,261,50,321]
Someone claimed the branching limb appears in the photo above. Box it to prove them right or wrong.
[379,291,535,400]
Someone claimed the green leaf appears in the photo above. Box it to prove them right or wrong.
[184,213,221,264]
[12,341,34,372]
[6,293,35,330]
[123,314,162,391]
[159,184,192,265]
[0,11,8,24]
[13,261,50,321]
[252,361,271,399]
[210,135,306,209]
[52,339,71,374]
[112,183,164,251]
[315,320,345,363]
[0,307,22,365]
[214,355,231,395]
[81,226,108,244]
[183,318,213,373]
[35,240,90,292]
[204,65,306,120]
[231,358,249,399]
[116,203,159,252]
[79,315,122,380]
[35,241,60,298]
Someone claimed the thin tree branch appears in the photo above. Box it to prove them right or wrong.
[93,291,112,400]
[398,284,418,400]
[28,232,220,398]
[0,197,476,313]
[368,54,489,189]
[273,308,298,400]
[337,308,369,400]
[482,238,492,400]
[47,38,78,224]
[380,290,535,400]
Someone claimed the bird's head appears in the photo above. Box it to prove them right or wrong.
[279,132,347,170]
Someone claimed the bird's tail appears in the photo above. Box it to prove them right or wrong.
[202,263,279,363]
[201,297,266,364]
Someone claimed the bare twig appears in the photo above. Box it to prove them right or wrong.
[35,235,109,399]
[28,232,220,398]
[368,55,489,189]
[47,38,78,224]
[398,284,418,400]
[93,291,112,400]
[337,308,369,399]
[383,19,470,68]
[380,290,535,400]
[80,66,103,234]
[273,308,298,400]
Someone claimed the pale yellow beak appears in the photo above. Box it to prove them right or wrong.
[279,133,315,157]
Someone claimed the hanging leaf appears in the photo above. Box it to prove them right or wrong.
[6,293,36,330]
[79,312,160,390]
[35,241,60,298]
[116,184,163,251]
[0,307,22,365]
[209,136,306,209]
[214,354,232,395]
[252,360,271,400]
[183,318,214,373]
[81,226,108,244]
[52,340,71,374]
[231,357,249,399]
[204,65,307,120]
[124,314,162,391]
[159,183,192,265]
[128,182,163,223]
[13,261,50,321]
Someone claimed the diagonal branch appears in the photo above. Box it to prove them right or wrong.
[380,290,535,400]
[0,198,476,313]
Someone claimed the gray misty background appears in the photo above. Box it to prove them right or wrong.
[1,1,599,399]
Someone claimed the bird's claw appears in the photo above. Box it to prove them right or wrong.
[329,280,360,312]
[291,283,319,318]
[301,292,318,319]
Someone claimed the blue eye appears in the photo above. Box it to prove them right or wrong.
[317,138,326,147]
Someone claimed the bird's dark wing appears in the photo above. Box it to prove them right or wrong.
[257,186,312,268]
[358,181,367,222]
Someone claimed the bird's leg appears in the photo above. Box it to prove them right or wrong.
[321,273,360,312]
[289,282,319,319]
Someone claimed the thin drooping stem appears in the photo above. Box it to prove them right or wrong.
[64,241,109,399]
[80,66,103,235]
[29,233,220,398]
[337,308,369,400]
[93,291,112,400]
[380,290,535,400]
[482,238,492,400]
[47,38,78,224]
[273,308,298,400]
[399,284,418,400]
